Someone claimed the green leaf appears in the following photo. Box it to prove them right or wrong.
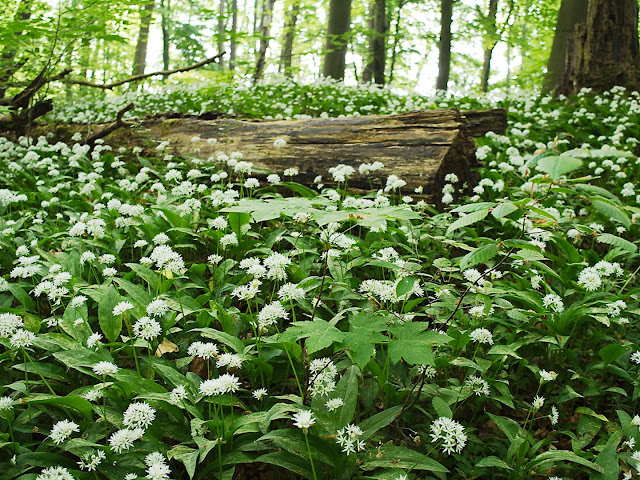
[446,208,490,235]
[168,445,199,479]
[255,451,314,479]
[593,199,631,229]
[23,394,94,422]
[334,365,360,428]
[228,211,251,238]
[596,233,637,253]
[592,431,622,480]
[257,429,340,467]
[359,406,402,441]
[388,324,452,366]
[360,445,448,472]
[98,284,121,343]
[432,397,452,418]
[282,320,345,355]
[491,201,518,219]
[475,456,513,470]
[395,276,416,297]
[599,344,626,368]
[459,244,498,270]
[537,155,583,179]
[342,314,388,369]
[194,328,245,353]
[528,450,603,473]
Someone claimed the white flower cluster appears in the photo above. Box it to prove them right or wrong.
[199,373,241,396]
[308,357,337,397]
[430,417,467,455]
[336,424,366,454]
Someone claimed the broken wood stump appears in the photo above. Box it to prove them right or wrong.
[47,108,507,205]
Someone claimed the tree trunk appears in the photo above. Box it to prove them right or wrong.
[230,0,238,71]
[132,1,156,76]
[558,0,640,95]
[323,0,353,80]
[542,0,588,94]
[279,0,302,76]
[41,109,507,207]
[372,0,386,84]
[388,0,405,85]
[161,0,171,80]
[362,0,376,83]
[217,0,226,70]
[480,0,499,93]
[436,0,454,92]
[253,0,277,83]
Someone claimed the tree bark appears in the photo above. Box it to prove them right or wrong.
[388,0,406,85]
[161,0,171,79]
[362,0,376,83]
[41,109,507,206]
[217,0,226,70]
[230,0,238,71]
[557,0,640,95]
[279,0,302,76]
[436,0,454,92]
[132,1,156,76]
[480,0,499,93]
[253,0,277,82]
[543,0,588,94]
[323,0,353,80]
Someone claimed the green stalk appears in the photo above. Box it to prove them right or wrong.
[303,429,318,480]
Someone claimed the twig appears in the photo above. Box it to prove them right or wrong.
[67,53,225,90]
[83,103,134,146]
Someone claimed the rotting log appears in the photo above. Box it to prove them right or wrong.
[43,108,507,205]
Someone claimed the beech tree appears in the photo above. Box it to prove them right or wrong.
[132,1,156,75]
[436,0,454,91]
[323,0,353,80]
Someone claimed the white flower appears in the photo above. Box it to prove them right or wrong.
[469,328,493,345]
[542,293,564,313]
[112,301,134,316]
[256,301,288,328]
[10,329,35,348]
[133,316,162,341]
[123,402,156,429]
[77,449,106,471]
[336,424,365,454]
[283,167,298,177]
[577,267,602,291]
[430,417,467,454]
[252,388,268,400]
[188,341,218,359]
[92,361,118,377]
[292,410,315,430]
[146,299,169,317]
[549,405,559,425]
[0,313,23,337]
[325,398,344,411]
[539,369,557,382]
[36,466,75,480]
[216,353,244,369]
[170,385,187,404]
[199,374,241,396]
[108,427,144,453]
[86,333,102,349]
[466,375,490,396]
[49,420,79,444]
[0,396,14,410]
[69,295,88,308]
[532,395,545,411]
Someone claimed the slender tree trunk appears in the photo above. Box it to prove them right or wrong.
[230,0,238,71]
[388,0,406,85]
[132,1,156,76]
[362,0,376,83]
[480,0,499,92]
[372,0,386,84]
[253,0,262,52]
[323,0,353,80]
[504,0,515,90]
[542,0,588,93]
[218,0,226,70]
[161,0,171,80]
[558,0,640,95]
[279,0,302,76]
[253,0,277,83]
[436,0,454,91]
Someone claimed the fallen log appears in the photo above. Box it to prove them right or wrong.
[44,108,506,205]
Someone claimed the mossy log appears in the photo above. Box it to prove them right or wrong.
[44,108,507,204]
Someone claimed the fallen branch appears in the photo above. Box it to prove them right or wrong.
[66,53,225,90]
[83,102,134,146]
[0,68,72,108]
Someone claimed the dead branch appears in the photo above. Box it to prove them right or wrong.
[82,102,134,146]
[67,53,225,90]
[0,68,72,108]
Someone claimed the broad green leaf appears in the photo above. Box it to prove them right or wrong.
[596,233,637,253]
[432,397,452,418]
[388,324,452,366]
[98,284,121,343]
[593,199,631,229]
[475,456,512,470]
[194,328,245,353]
[460,244,498,270]
[360,445,448,472]
[537,155,582,179]
[599,344,626,368]
[168,446,199,479]
[528,450,603,473]
[282,320,345,355]
[23,394,94,422]
[491,201,518,219]
[359,406,402,441]
[255,451,314,479]
[395,276,416,297]
[446,208,489,235]
[257,429,340,467]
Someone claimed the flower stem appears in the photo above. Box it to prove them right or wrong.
[304,430,318,480]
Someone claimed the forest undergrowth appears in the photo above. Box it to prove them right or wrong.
[0,80,639,479]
